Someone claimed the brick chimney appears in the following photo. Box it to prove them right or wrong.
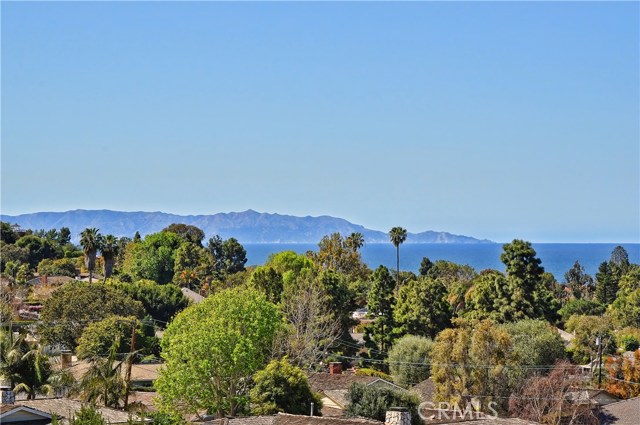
[385,407,411,425]
[1,384,15,404]
[42,275,47,286]
[61,350,72,369]
[329,362,342,375]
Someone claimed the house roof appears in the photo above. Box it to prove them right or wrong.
[18,398,143,424]
[200,413,381,425]
[439,419,541,425]
[411,378,434,403]
[26,276,76,286]
[556,328,575,344]
[0,404,52,422]
[599,397,640,425]
[309,373,378,392]
[566,388,620,406]
[182,287,205,303]
[274,412,381,425]
[308,373,401,393]
[59,360,161,382]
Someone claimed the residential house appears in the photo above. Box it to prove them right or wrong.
[0,404,52,424]
[308,363,404,417]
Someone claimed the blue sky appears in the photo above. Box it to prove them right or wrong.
[1,1,638,243]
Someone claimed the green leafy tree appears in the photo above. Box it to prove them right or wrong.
[100,235,118,282]
[0,242,29,272]
[123,232,182,284]
[501,319,565,390]
[249,266,284,304]
[207,236,248,277]
[0,221,19,244]
[565,315,614,364]
[558,299,605,324]
[39,282,144,349]
[564,260,594,300]
[163,223,205,246]
[110,279,189,324]
[155,287,283,418]
[249,358,322,415]
[462,270,525,323]
[80,228,103,284]
[37,258,77,277]
[364,266,396,355]
[387,335,434,387]
[310,233,369,281]
[608,265,640,328]
[266,251,316,284]
[394,277,451,338]
[15,235,57,268]
[388,227,408,290]
[418,257,434,277]
[346,384,421,425]
[173,242,209,289]
[76,316,144,360]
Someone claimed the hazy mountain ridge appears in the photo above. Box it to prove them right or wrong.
[0,209,494,244]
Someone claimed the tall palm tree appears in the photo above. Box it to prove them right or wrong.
[80,228,103,284]
[345,232,365,252]
[100,235,118,282]
[388,227,408,291]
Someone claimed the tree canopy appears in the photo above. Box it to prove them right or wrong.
[155,287,283,417]
[39,282,144,349]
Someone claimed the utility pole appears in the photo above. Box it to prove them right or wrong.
[124,320,137,409]
[596,336,603,389]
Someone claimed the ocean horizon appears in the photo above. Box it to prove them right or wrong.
[243,243,640,281]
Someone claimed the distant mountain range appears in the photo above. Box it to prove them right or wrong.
[0,209,494,244]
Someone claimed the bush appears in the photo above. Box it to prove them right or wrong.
[69,404,106,425]
[249,358,322,415]
[354,368,393,380]
[615,328,640,352]
[388,335,434,387]
[345,383,421,425]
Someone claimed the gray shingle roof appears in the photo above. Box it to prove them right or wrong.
[599,397,640,425]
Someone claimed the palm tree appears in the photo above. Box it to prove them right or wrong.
[100,235,118,282]
[0,330,73,400]
[80,228,103,284]
[388,227,408,291]
[77,342,126,408]
[345,232,365,252]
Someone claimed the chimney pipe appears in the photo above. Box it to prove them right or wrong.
[61,350,72,369]
[1,385,15,405]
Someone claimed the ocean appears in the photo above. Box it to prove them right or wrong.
[243,243,640,281]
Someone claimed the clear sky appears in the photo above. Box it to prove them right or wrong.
[1,1,638,243]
